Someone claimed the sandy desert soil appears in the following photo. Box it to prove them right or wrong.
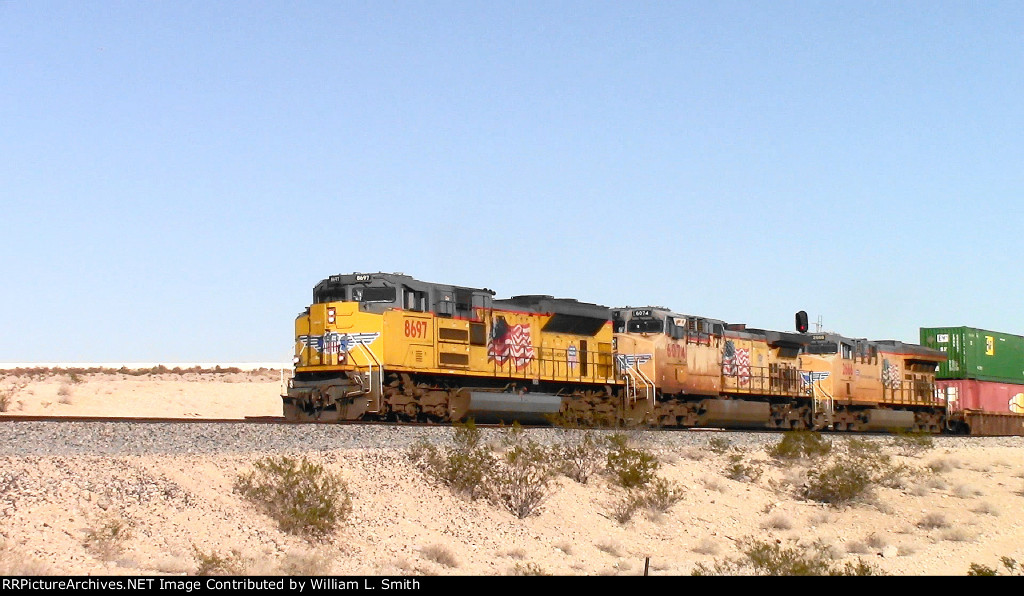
[1,370,1023,576]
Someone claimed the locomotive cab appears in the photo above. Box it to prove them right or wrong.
[612,307,725,401]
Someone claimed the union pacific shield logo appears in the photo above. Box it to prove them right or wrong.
[616,354,652,370]
[800,371,830,386]
[299,332,380,354]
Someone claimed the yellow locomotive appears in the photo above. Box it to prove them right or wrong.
[284,273,616,422]
[284,272,947,432]
[611,308,811,429]
[799,335,946,432]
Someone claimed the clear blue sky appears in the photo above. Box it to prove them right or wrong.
[2,1,1022,361]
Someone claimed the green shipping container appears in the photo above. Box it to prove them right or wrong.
[920,326,1024,384]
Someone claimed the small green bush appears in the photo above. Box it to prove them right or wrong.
[891,430,934,456]
[692,538,882,576]
[419,544,459,568]
[512,561,549,576]
[802,461,875,505]
[707,436,732,454]
[234,456,352,539]
[605,434,659,489]
[490,439,555,518]
[724,453,763,482]
[193,546,250,576]
[847,438,885,458]
[609,476,683,523]
[769,431,832,460]
[556,432,603,484]
[967,556,1024,576]
[0,383,26,413]
[408,421,496,500]
[83,514,132,561]
[610,496,642,524]
[641,477,684,513]
[412,422,555,516]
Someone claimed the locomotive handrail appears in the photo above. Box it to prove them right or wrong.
[620,362,654,404]
[351,342,384,412]
[722,364,805,397]
[487,345,615,385]
[812,381,834,416]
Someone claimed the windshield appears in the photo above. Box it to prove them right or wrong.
[627,318,664,334]
[352,286,397,303]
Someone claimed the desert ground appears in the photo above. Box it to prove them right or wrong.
[1,369,1023,576]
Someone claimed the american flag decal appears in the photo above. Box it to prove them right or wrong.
[722,340,751,385]
[488,320,534,371]
[882,359,901,389]
[299,332,380,354]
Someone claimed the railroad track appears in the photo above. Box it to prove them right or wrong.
[2,414,1013,437]
[0,415,289,424]
[0,415,525,428]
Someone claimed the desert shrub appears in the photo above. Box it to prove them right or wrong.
[278,550,333,575]
[802,460,875,506]
[498,420,526,448]
[876,462,919,489]
[610,495,642,524]
[973,502,1000,516]
[83,514,132,561]
[968,557,1024,576]
[420,544,459,568]
[640,477,683,513]
[940,527,973,542]
[692,538,721,555]
[610,476,683,523]
[489,438,555,518]
[891,430,934,456]
[595,540,625,557]
[926,457,959,473]
[917,512,949,529]
[411,423,555,516]
[769,430,832,460]
[408,421,496,500]
[762,512,793,530]
[800,437,920,506]
[512,561,549,576]
[953,484,983,499]
[692,538,882,576]
[707,436,732,454]
[968,563,999,576]
[0,383,26,412]
[555,432,603,484]
[605,434,659,489]
[234,456,351,539]
[452,419,483,450]
[193,546,250,576]
[846,438,884,459]
[724,453,763,482]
